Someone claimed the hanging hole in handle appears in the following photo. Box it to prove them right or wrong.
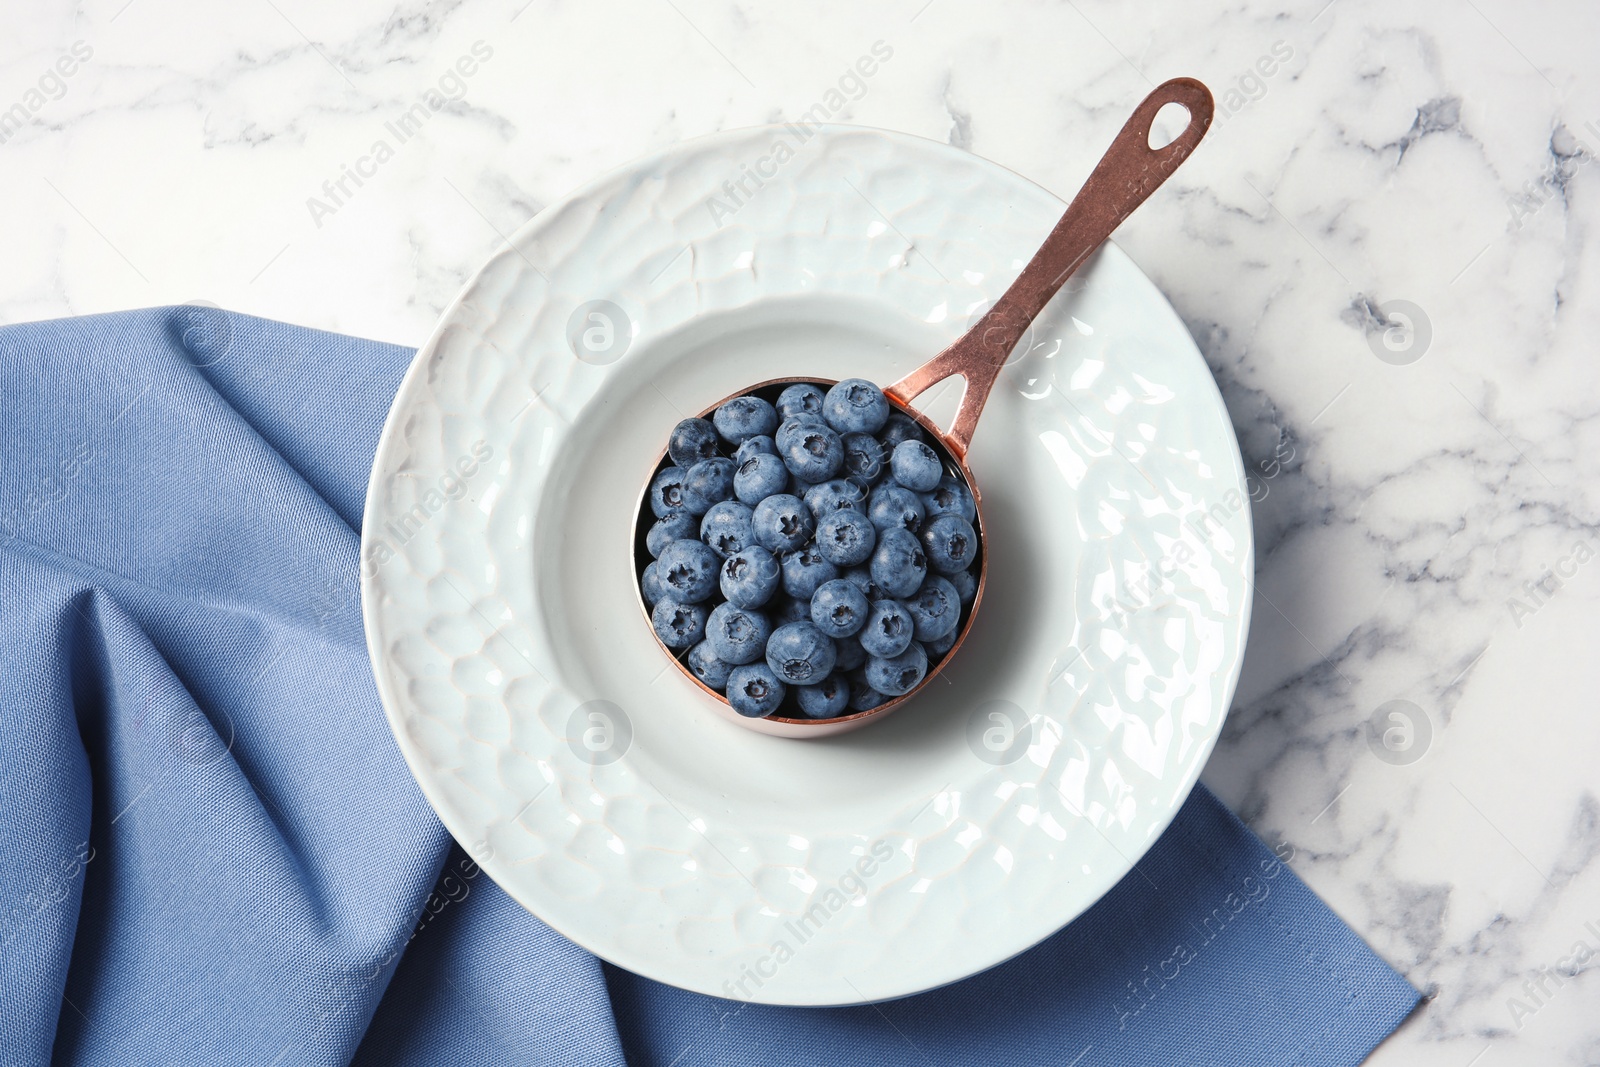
[1148,102,1191,150]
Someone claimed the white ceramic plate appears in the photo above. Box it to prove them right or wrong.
[360,125,1252,1006]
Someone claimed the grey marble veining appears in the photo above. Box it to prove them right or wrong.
[3,0,1596,1061]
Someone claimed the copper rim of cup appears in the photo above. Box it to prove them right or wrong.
[633,376,987,731]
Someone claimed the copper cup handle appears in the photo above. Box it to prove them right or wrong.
[885,77,1214,459]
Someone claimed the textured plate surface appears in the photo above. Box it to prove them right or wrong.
[360,125,1252,1006]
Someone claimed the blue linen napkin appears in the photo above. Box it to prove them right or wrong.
[0,307,1418,1065]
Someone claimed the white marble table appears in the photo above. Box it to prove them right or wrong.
[5,1,1595,1062]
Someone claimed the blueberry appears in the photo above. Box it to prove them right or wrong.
[781,425,844,483]
[649,467,689,518]
[787,471,818,500]
[797,674,851,718]
[920,514,977,575]
[846,668,888,711]
[720,545,780,608]
[640,560,668,605]
[732,452,789,505]
[802,478,866,520]
[706,602,773,665]
[840,431,886,485]
[870,527,927,598]
[775,413,828,454]
[726,664,786,717]
[714,395,779,444]
[769,594,813,626]
[866,640,927,697]
[776,382,826,420]
[904,575,960,642]
[687,640,733,690]
[651,598,707,648]
[920,475,977,523]
[657,539,722,602]
[815,508,877,567]
[890,439,943,492]
[700,499,755,557]
[781,543,839,600]
[751,493,814,554]
[647,511,697,557]
[734,434,778,464]
[867,483,925,534]
[810,578,869,638]
[949,567,979,605]
[877,411,926,451]
[832,633,868,671]
[668,418,720,469]
[765,622,837,686]
[841,565,891,602]
[823,378,890,435]
[682,458,735,515]
[858,598,914,658]
[925,627,958,657]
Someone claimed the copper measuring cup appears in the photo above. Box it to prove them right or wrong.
[635,78,1215,738]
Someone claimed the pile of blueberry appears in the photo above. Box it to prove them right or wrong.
[637,378,980,719]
